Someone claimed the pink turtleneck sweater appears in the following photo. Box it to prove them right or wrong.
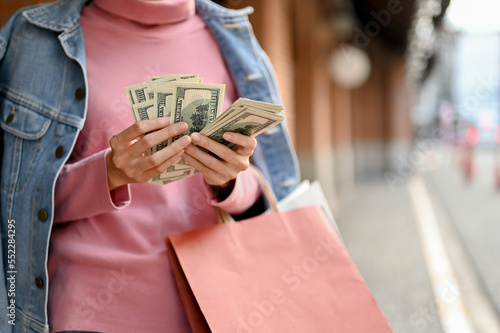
[47,0,261,332]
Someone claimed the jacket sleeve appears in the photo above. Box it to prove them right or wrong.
[0,12,18,226]
[0,14,15,61]
[53,149,131,224]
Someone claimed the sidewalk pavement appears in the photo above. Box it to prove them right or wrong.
[335,177,444,333]
[334,145,500,333]
[423,146,500,320]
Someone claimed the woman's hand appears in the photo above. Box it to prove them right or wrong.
[106,118,192,190]
[181,132,257,196]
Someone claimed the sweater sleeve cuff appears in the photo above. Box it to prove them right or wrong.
[54,149,131,223]
[203,168,261,215]
[99,149,132,209]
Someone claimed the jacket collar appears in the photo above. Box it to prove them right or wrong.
[22,0,254,33]
[195,0,253,17]
[23,0,89,32]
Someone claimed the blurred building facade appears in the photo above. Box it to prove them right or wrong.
[221,0,415,209]
[220,0,450,210]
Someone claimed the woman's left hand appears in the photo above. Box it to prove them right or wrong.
[181,132,257,193]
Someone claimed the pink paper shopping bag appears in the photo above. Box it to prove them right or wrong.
[167,205,393,333]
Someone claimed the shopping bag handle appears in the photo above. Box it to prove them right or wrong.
[216,165,279,224]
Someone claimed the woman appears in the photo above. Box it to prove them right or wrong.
[0,0,299,332]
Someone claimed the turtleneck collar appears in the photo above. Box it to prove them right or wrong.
[93,0,196,25]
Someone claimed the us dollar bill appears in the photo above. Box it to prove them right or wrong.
[230,98,284,114]
[126,82,148,105]
[132,100,155,122]
[169,82,225,145]
[150,166,197,184]
[202,98,283,134]
[153,79,203,120]
[163,82,225,172]
[151,78,202,154]
[126,75,200,112]
[201,109,283,150]
[125,74,284,186]
[148,73,199,82]
[145,88,155,101]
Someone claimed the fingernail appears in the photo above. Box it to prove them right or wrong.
[180,136,191,145]
[223,132,233,140]
[191,133,201,142]
[164,117,171,125]
[176,122,188,131]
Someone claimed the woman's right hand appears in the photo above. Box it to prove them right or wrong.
[106,117,191,190]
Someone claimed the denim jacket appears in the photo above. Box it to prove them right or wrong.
[0,0,300,331]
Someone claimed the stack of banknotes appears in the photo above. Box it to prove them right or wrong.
[125,74,284,185]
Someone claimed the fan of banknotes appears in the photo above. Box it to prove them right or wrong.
[125,73,284,185]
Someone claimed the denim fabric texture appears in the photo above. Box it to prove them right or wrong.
[0,0,299,332]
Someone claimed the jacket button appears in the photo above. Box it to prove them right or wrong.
[75,88,85,100]
[35,277,44,289]
[6,113,15,124]
[6,106,16,124]
[38,209,48,222]
[55,146,65,158]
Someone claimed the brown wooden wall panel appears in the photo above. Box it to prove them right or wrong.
[351,41,389,141]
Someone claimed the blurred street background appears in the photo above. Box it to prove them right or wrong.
[215,0,500,332]
[1,0,499,332]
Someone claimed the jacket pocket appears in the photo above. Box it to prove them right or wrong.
[0,97,51,139]
[1,97,52,192]
[14,307,49,333]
